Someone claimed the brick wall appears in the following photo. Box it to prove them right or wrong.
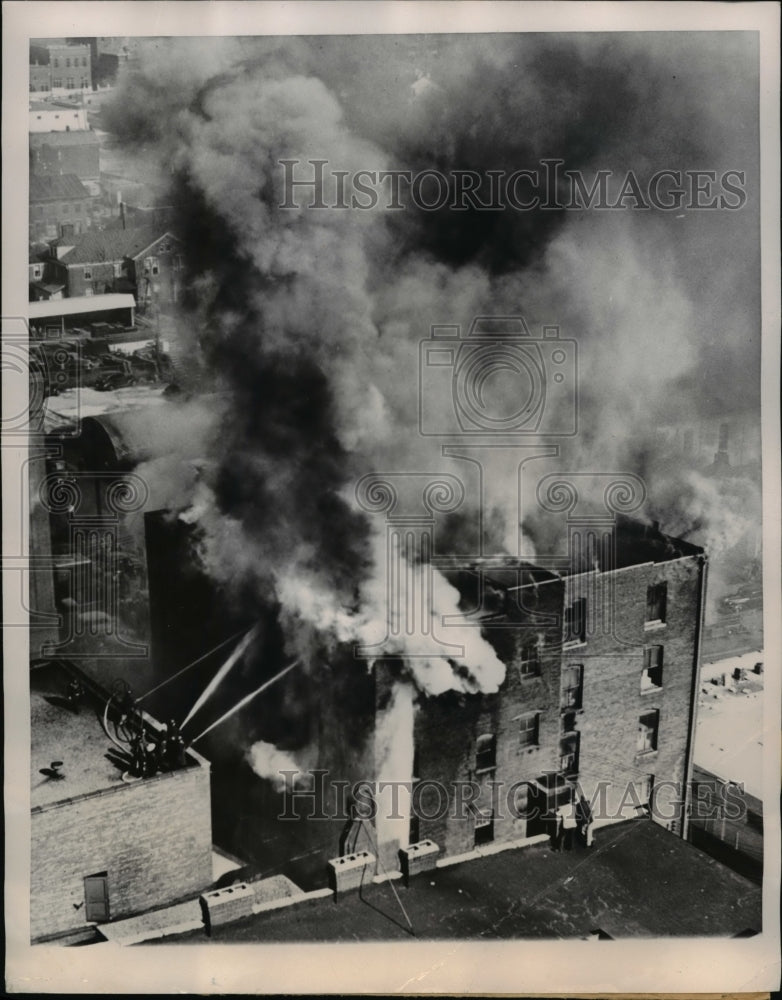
[30,760,213,941]
[29,199,95,242]
[414,573,566,855]
[412,553,705,857]
[567,554,705,830]
[62,260,118,298]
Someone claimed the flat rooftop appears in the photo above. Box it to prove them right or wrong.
[696,652,764,799]
[155,820,761,943]
[31,661,124,809]
[31,661,197,811]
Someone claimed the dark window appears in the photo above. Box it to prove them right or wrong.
[53,58,59,68]
[518,637,541,677]
[66,57,71,67]
[559,732,580,777]
[83,872,110,923]
[82,56,88,66]
[561,710,577,734]
[475,733,496,772]
[66,78,75,89]
[641,646,664,691]
[646,582,667,623]
[562,663,583,709]
[565,597,586,644]
[519,712,540,749]
[52,78,62,88]
[474,809,494,846]
[83,267,92,280]
[637,710,660,754]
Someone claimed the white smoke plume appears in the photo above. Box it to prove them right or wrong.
[374,681,416,855]
[246,739,312,792]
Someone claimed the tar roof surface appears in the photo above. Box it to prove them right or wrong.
[158,820,761,943]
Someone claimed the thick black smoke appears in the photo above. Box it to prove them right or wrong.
[104,32,761,661]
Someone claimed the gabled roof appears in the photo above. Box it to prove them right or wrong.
[57,227,180,266]
[29,173,90,202]
[30,282,66,297]
[29,130,100,148]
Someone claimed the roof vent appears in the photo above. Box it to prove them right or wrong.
[39,760,65,780]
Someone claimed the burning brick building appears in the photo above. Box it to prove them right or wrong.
[409,519,706,862]
[28,401,708,892]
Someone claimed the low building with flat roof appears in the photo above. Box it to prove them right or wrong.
[30,660,213,943]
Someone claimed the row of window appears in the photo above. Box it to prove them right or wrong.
[471,771,656,846]
[81,258,183,282]
[51,78,90,89]
[562,582,668,647]
[143,254,185,273]
[521,646,663,696]
[31,203,87,218]
[473,706,661,771]
[475,714,541,769]
[52,56,89,68]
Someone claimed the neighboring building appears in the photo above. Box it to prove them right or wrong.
[30,60,52,97]
[30,130,101,193]
[27,293,136,339]
[46,42,92,97]
[655,415,762,478]
[46,227,184,305]
[97,37,138,60]
[93,37,143,87]
[29,173,95,241]
[30,659,213,943]
[29,100,89,133]
[688,652,764,883]
[29,245,66,301]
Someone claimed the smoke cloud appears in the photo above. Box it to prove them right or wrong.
[103,33,761,714]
